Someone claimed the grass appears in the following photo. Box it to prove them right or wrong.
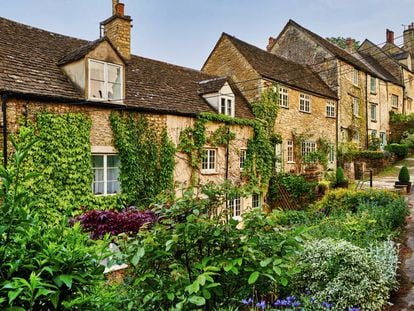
[376,158,414,179]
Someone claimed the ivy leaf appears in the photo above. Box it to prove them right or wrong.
[260,258,272,267]
[131,247,145,266]
[281,277,288,287]
[188,295,206,306]
[248,271,260,285]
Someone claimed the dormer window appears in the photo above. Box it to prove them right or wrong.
[89,59,123,101]
[219,96,234,117]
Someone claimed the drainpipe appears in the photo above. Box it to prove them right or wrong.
[335,99,339,169]
[225,127,230,223]
[365,74,369,149]
[1,94,7,168]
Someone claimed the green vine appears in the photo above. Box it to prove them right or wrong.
[110,112,175,207]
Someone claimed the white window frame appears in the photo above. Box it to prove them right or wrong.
[287,140,294,163]
[88,59,123,101]
[380,132,387,148]
[299,93,311,113]
[352,97,360,117]
[202,148,217,173]
[353,68,359,86]
[328,144,335,163]
[219,95,234,117]
[228,196,241,218]
[239,149,247,170]
[301,141,317,158]
[353,131,360,142]
[370,103,377,121]
[370,76,377,93]
[326,100,335,118]
[391,94,399,108]
[279,87,289,108]
[92,154,120,196]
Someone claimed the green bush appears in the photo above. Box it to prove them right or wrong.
[385,143,409,159]
[398,165,410,183]
[295,238,390,311]
[114,190,306,309]
[334,167,348,188]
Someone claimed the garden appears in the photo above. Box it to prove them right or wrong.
[0,132,408,310]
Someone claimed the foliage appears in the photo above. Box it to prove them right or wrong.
[110,112,176,207]
[267,173,317,208]
[303,151,327,168]
[385,143,409,159]
[0,134,110,310]
[398,165,410,183]
[400,131,414,148]
[326,36,360,49]
[368,134,382,151]
[72,207,157,239]
[251,85,279,138]
[294,238,389,311]
[333,167,347,188]
[18,113,101,215]
[114,190,307,310]
[390,111,414,123]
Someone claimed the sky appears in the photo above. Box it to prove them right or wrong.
[2,0,414,70]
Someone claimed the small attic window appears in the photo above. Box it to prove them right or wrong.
[89,59,123,101]
[219,95,234,117]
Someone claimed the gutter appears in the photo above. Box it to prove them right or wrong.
[1,94,7,168]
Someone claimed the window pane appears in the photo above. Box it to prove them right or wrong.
[107,64,121,83]
[108,82,122,100]
[93,181,104,195]
[107,155,120,167]
[92,155,104,168]
[220,98,226,114]
[227,99,232,116]
[93,168,104,182]
[107,181,120,194]
[90,61,104,81]
[107,168,119,181]
[90,80,105,99]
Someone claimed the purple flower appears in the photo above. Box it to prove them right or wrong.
[256,301,267,310]
[242,297,253,305]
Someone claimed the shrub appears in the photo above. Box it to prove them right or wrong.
[385,143,409,159]
[295,238,390,311]
[368,240,399,290]
[398,165,410,183]
[72,207,156,239]
[334,167,348,188]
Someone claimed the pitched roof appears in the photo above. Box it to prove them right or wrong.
[0,17,253,119]
[278,20,379,77]
[355,52,402,85]
[197,77,227,95]
[222,33,337,99]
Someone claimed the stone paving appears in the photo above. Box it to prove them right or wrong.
[365,158,414,310]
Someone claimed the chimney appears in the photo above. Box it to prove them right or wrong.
[404,22,414,52]
[386,29,394,44]
[345,37,355,52]
[101,1,132,60]
[266,36,276,52]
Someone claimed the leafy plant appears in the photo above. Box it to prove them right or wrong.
[398,165,410,183]
[72,207,157,239]
[385,143,409,159]
[295,238,390,311]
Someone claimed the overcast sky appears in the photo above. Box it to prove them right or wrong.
[2,0,414,69]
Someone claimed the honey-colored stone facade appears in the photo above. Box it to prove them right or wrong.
[102,17,131,60]
[202,35,337,173]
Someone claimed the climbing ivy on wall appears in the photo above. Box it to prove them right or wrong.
[17,112,116,217]
[110,112,175,207]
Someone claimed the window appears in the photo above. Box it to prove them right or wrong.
[89,59,122,101]
[326,101,335,117]
[380,132,387,148]
[301,141,316,157]
[92,154,120,195]
[219,96,234,116]
[239,149,247,170]
[287,140,294,163]
[370,76,376,93]
[228,196,241,217]
[252,193,261,208]
[275,143,282,173]
[202,149,217,172]
[353,131,360,142]
[352,68,359,86]
[352,97,360,117]
[370,103,377,121]
[391,94,398,108]
[329,145,335,163]
[299,94,311,113]
[279,87,289,108]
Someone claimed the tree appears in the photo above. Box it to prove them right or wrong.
[326,36,360,50]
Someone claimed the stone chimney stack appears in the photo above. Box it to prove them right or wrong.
[101,1,132,60]
[266,37,276,52]
[386,29,394,44]
[404,22,414,52]
[345,37,355,52]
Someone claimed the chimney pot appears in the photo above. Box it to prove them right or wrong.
[386,29,394,44]
[112,0,119,15]
[115,3,125,16]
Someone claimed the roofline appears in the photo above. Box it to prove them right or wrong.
[201,32,228,71]
[260,75,338,100]
[0,90,206,118]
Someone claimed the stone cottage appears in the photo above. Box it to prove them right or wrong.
[0,2,258,216]
[267,20,405,150]
[202,33,338,174]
